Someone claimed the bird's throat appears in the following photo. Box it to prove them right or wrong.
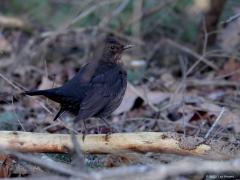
[114,54,122,63]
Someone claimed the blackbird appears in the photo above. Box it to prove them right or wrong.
[24,35,132,133]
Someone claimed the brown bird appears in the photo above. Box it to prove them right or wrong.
[24,35,132,133]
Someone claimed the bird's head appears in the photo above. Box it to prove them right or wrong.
[101,35,134,63]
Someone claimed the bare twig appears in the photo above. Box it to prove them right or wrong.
[165,39,218,70]
[177,55,188,136]
[121,0,175,31]
[2,147,240,180]
[202,17,208,55]
[186,79,239,87]
[11,97,26,131]
[65,0,122,28]
[221,12,240,26]
[196,0,226,51]
[70,132,86,170]
[95,157,240,180]
[99,0,130,28]
[0,149,88,178]
[204,107,225,139]
[147,39,218,71]
[132,0,143,38]
[0,73,22,91]
[186,158,240,177]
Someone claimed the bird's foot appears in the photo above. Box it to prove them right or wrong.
[100,118,119,133]
[82,132,86,142]
[104,130,112,141]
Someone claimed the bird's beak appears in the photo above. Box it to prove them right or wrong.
[123,44,135,50]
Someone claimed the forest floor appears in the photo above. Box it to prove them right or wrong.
[0,0,240,179]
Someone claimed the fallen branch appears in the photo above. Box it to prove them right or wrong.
[93,157,240,180]
[4,150,86,178]
[3,151,240,180]
[0,15,26,29]
[0,131,239,160]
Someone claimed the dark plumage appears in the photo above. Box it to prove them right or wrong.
[24,35,132,132]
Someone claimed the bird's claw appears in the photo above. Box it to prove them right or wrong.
[104,130,112,141]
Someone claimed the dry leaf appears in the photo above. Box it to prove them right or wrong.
[221,111,240,133]
[197,102,240,133]
[218,58,240,81]
[114,83,170,115]
[0,154,12,178]
[114,84,139,115]
[0,34,12,54]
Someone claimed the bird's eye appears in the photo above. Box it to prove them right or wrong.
[110,46,115,50]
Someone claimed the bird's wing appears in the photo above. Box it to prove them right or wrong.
[74,65,126,121]
[45,63,105,105]
[55,63,93,99]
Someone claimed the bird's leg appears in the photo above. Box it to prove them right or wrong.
[82,119,89,141]
[100,118,118,141]
[73,114,88,141]
[96,119,100,134]
[100,118,112,133]
[53,106,65,121]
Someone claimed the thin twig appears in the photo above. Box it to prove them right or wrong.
[0,73,22,91]
[99,0,130,28]
[65,0,122,28]
[221,12,240,26]
[165,39,218,70]
[70,131,86,170]
[186,79,239,87]
[11,97,26,131]
[121,0,175,31]
[205,107,225,139]
[178,55,188,136]
[202,17,208,55]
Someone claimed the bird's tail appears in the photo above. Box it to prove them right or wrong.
[22,88,61,103]
[22,89,57,97]
[22,90,47,96]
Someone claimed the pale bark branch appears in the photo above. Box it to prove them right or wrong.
[0,15,26,29]
[0,131,239,160]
